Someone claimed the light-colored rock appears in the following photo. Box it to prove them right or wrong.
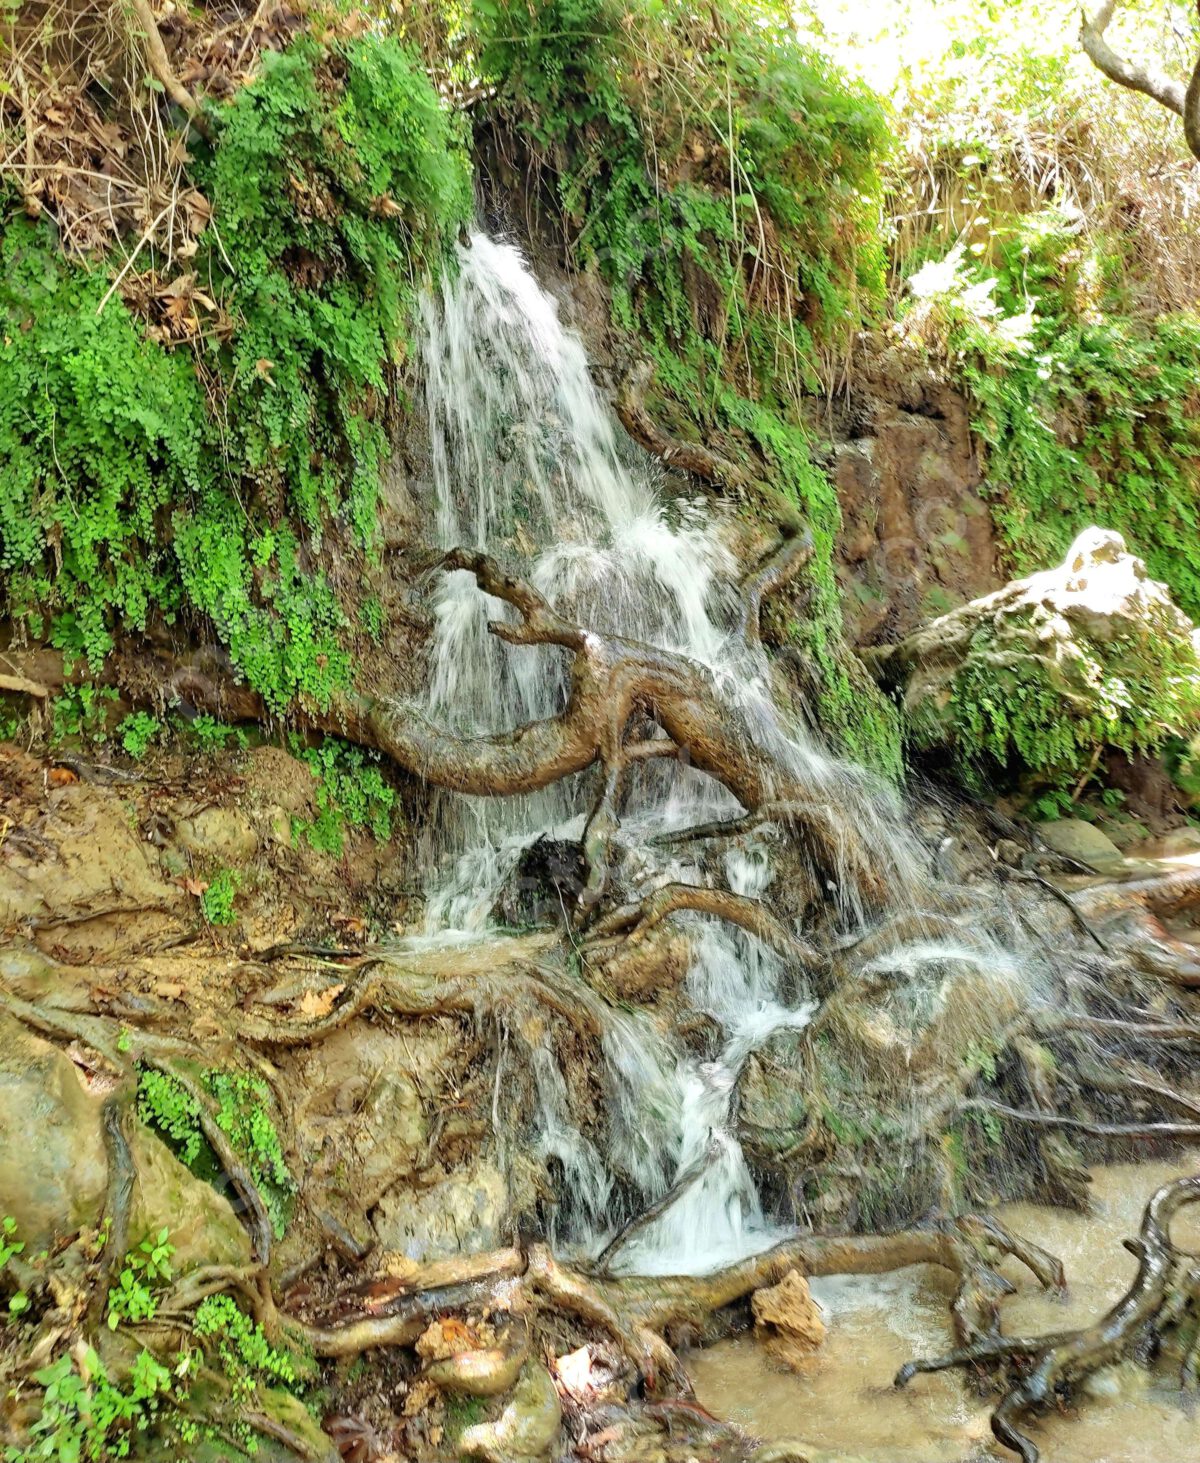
[870,526,1200,776]
[752,1270,826,1370]
[1035,818,1126,874]
[459,1362,562,1462]
[0,1012,250,1267]
[172,805,259,863]
[0,1012,108,1245]
[373,1158,515,1260]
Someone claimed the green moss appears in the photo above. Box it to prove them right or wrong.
[0,34,470,717]
[473,0,900,773]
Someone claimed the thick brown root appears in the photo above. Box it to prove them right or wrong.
[896,1176,1200,1463]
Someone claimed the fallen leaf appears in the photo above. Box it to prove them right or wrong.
[179,875,209,897]
[296,982,345,1019]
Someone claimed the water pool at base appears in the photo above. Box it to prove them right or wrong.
[689,1161,1200,1463]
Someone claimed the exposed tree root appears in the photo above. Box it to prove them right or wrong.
[586,883,821,969]
[896,1176,1200,1463]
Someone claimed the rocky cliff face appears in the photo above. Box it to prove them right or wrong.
[829,344,1000,647]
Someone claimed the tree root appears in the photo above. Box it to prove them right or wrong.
[142,1055,276,1265]
[585,884,822,969]
[87,1087,137,1333]
[897,1175,1200,1463]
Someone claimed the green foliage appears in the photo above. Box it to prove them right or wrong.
[0,34,470,719]
[909,221,1200,621]
[942,599,1200,791]
[106,1230,175,1331]
[136,1069,203,1168]
[185,714,248,752]
[50,686,119,745]
[200,868,241,927]
[292,735,396,856]
[136,1066,293,1239]
[205,1071,294,1239]
[117,713,161,761]
[193,1295,298,1399]
[0,1215,23,1270]
[13,1345,179,1463]
[473,0,900,772]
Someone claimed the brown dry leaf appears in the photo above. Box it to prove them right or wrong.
[255,358,276,384]
[180,875,209,896]
[331,913,366,937]
[296,982,345,1019]
[415,1316,479,1362]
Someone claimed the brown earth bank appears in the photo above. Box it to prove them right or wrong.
[2,732,1200,1463]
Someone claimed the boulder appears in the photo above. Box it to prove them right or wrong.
[459,1362,562,1462]
[1034,818,1125,874]
[0,1013,250,1268]
[870,527,1200,781]
[752,1269,826,1370]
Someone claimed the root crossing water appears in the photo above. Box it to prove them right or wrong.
[412,230,1032,1275]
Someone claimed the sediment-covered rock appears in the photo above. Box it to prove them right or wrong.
[871,526,1200,783]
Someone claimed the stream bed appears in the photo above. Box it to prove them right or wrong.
[689,1160,1200,1463]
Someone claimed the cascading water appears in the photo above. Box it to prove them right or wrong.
[411,230,1017,1275]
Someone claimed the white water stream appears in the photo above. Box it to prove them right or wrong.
[411,231,1004,1275]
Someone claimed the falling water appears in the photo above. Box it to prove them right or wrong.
[412,231,1011,1274]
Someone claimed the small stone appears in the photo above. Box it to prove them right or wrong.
[752,1270,826,1371]
[460,1362,562,1462]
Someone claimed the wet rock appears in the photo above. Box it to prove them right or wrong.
[354,1070,427,1205]
[752,1270,826,1370]
[493,836,586,927]
[459,1361,562,1462]
[128,1124,251,1272]
[0,1012,250,1266]
[0,1013,108,1245]
[172,805,259,863]
[1035,819,1125,875]
[373,1159,517,1261]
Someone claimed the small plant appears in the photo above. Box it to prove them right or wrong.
[137,1068,204,1167]
[106,1229,175,1330]
[206,1071,294,1239]
[14,1346,180,1463]
[360,594,385,645]
[49,685,118,745]
[193,1294,298,1398]
[136,1066,293,1238]
[200,868,241,927]
[117,711,161,760]
[0,1215,23,1269]
[185,714,248,752]
[292,735,396,857]
[964,1036,1001,1083]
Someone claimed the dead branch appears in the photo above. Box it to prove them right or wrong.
[1080,2,1200,158]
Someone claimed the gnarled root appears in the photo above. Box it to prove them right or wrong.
[896,1176,1200,1463]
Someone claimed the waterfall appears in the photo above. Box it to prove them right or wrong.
[412,231,1013,1275]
